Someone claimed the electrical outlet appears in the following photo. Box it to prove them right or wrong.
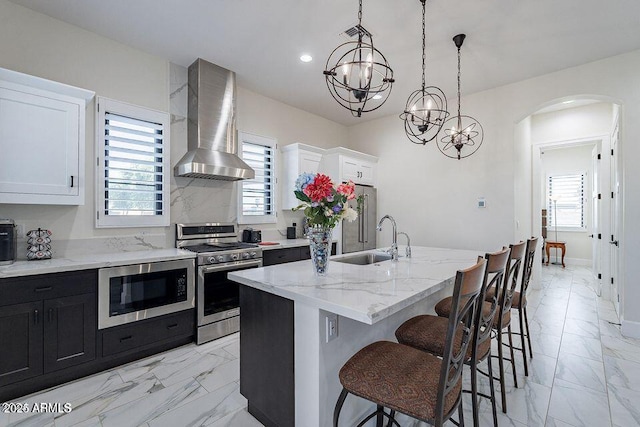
[326,314,338,342]
[478,198,486,208]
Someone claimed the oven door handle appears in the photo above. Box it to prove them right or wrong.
[200,260,262,274]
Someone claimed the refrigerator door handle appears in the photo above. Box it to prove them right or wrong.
[357,198,362,243]
[364,194,369,243]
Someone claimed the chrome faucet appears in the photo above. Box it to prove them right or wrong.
[398,232,411,258]
[376,215,398,261]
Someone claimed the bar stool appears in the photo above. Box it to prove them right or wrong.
[395,248,511,427]
[485,241,526,411]
[507,237,538,376]
[333,258,487,427]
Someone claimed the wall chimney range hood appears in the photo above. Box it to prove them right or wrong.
[174,59,255,181]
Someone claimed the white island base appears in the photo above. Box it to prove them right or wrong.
[230,247,481,427]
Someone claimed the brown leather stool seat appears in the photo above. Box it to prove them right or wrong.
[436,297,510,329]
[395,314,491,361]
[339,341,461,422]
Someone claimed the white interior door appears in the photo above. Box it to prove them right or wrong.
[591,144,602,296]
[610,122,621,314]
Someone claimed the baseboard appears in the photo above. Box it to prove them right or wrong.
[621,318,640,339]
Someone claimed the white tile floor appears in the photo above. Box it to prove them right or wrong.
[3,264,640,426]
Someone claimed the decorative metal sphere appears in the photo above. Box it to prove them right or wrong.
[437,114,484,160]
[400,86,449,144]
[323,37,395,117]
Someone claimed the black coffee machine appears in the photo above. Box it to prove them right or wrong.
[0,219,17,265]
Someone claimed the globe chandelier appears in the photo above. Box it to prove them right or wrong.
[323,0,395,117]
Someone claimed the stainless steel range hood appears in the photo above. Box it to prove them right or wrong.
[174,59,255,181]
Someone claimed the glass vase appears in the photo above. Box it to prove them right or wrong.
[307,226,333,276]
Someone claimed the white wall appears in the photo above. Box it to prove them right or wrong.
[347,49,640,332]
[541,144,593,263]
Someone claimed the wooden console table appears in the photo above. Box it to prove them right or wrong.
[545,241,566,268]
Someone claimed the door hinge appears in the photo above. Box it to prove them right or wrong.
[598,193,601,200]
[611,277,614,285]
[597,153,601,160]
[611,192,614,198]
[598,233,602,239]
[97,211,99,220]
[598,273,602,280]
[618,294,620,302]
[611,149,614,155]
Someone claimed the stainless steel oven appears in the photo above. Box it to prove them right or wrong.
[176,222,263,344]
[197,258,262,343]
[98,259,195,329]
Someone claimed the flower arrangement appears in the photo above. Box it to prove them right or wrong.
[293,173,360,228]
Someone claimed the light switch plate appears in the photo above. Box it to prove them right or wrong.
[478,198,486,208]
[326,313,338,342]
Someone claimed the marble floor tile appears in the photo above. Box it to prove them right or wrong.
[600,319,624,338]
[563,317,600,339]
[115,345,197,383]
[197,358,240,394]
[150,348,234,387]
[53,373,164,427]
[601,334,640,363]
[604,355,640,391]
[554,354,607,392]
[193,334,239,355]
[565,305,598,322]
[599,308,620,323]
[560,332,603,361]
[607,383,640,427]
[547,378,611,427]
[207,407,264,427]
[99,378,208,427]
[545,416,579,427]
[222,339,240,359]
[525,352,557,388]
[529,314,565,337]
[496,380,551,427]
[147,382,246,427]
[529,332,562,358]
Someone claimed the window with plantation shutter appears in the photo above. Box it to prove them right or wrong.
[237,132,277,224]
[547,173,585,229]
[96,97,170,227]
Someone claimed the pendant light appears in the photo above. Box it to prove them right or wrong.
[437,34,484,160]
[400,0,449,145]
[323,0,395,117]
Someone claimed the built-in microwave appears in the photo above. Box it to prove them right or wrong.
[98,259,195,329]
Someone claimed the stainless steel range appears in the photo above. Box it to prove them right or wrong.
[176,223,262,344]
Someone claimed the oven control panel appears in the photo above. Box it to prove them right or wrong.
[199,248,262,266]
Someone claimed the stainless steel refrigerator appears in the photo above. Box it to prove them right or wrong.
[342,185,377,253]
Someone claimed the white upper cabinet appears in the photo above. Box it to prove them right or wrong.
[281,143,325,210]
[0,68,94,205]
[320,147,378,186]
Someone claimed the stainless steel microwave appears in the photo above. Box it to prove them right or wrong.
[98,259,195,329]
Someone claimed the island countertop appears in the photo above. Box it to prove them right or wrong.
[229,246,480,325]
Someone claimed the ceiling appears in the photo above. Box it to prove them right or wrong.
[10,0,640,126]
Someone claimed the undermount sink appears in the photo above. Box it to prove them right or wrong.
[333,252,393,265]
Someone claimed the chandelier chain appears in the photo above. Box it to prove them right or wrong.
[457,46,462,121]
[421,0,426,90]
[358,0,362,26]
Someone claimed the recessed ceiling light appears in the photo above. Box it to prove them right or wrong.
[562,100,574,104]
[300,54,313,63]
[372,94,382,100]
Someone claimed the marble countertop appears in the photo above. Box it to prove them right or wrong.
[0,249,196,278]
[229,246,480,325]
[257,238,309,250]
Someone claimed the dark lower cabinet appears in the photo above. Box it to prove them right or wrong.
[0,269,194,402]
[43,293,96,372]
[263,243,337,266]
[240,285,294,427]
[0,301,43,387]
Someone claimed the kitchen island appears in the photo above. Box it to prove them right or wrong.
[229,246,481,427]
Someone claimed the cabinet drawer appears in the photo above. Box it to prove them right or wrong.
[0,270,97,306]
[102,309,194,357]
[263,248,301,266]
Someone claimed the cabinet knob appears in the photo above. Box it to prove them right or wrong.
[34,309,39,324]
